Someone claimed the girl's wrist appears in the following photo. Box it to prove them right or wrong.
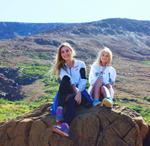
[72,85,79,93]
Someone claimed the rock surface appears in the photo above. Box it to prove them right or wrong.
[0,103,149,146]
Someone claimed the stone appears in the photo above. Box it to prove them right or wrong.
[0,104,149,146]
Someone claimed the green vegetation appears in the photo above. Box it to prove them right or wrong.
[141,60,150,65]
[116,98,150,124]
[131,105,150,123]
[0,94,54,121]
[18,63,50,77]
[0,99,33,121]
[143,96,150,102]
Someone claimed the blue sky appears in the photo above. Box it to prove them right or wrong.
[0,0,150,23]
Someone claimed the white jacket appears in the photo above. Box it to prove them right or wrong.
[88,63,116,93]
[59,59,86,92]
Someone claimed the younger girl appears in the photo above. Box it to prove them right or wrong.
[88,47,116,107]
[52,42,92,137]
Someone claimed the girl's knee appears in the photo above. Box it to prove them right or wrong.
[95,80,102,88]
[106,84,112,89]
[62,75,70,82]
[101,85,109,92]
[60,76,71,87]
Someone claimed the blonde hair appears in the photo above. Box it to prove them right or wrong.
[94,47,113,66]
[53,42,76,76]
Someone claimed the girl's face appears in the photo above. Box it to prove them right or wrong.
[100,52,109,65]
[60,46,72,62]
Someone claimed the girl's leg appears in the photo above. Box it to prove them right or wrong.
[109,85,114,99]
[101,85,113,107]
[63,94,77,125]
[58,75,78,124]
[56,75,75,123]
[106,84,114,98]
[92,79,102,106]
[101,86,111,98]
[52,76,76,137]
[93,79,102,99]
[81,90,93,107]
[58,75,75,107]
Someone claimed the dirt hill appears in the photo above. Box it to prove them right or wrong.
[0,18,150,100]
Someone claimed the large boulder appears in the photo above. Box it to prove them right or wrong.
[0,103,149,146]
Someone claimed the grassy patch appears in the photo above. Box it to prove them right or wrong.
[141,60,150,65]
[0,99,31,121]
[0,94,54,122]
[130,105,150,123]
[18,63,50,77]
[143,96,150,102]
[42,69,59,94]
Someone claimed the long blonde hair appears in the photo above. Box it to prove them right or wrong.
[53,42,76,76]
[94,47,113,66]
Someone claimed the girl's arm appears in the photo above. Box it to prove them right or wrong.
[77,62,87,92]
[109,67,117,84]
[89,64,98,86]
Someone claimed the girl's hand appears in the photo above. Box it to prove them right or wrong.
[95,77,103,87]
[74,91,82,104]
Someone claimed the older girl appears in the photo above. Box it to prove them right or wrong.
[52,42,92,137]
[89,47,116,107]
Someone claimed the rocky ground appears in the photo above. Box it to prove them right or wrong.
[0,104,149,146]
